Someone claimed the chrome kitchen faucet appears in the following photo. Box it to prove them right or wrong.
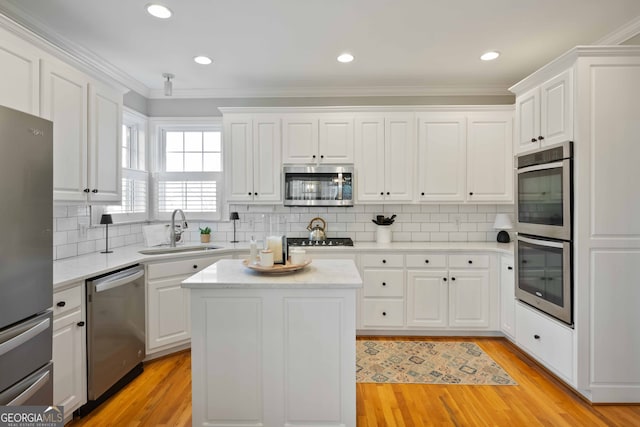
[170,209,188,247]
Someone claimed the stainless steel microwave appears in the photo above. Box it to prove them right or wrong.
[283,165,354,207]
[515,141,572,241]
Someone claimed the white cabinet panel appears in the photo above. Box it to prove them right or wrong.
[0,36,40,115]
[448,270,490,328]
[363,270,404,297]
[225,118,253,202]
[361,253,404,268]
[88,82,121,202]
[467,112,514,203]
[515,87,540,154]
[362,299,404,327]
[42,60,89,201]
[540,68,573,147]
[500,256,516,339]
[406,270,448,328]
[147,276,191,350]
[319,117,354,163]
[355,117,386,202]
[417,113,466,202]
[282,116,318,164]
[385,115,414,201]
[253,117,281,201]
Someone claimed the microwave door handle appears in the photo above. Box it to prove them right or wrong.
[518,235,565,249]
[518,161,564,174]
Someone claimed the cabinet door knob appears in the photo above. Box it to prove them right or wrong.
[320,155,324,159]
[468,260,473,264]
[83,188,90,193]
[382,282,386,286]
[469,192,473,196]
[531,138,538,143]
[443,277,447,282]
[507,266,513,270]
[421,192,425,196]
[386,192,390,195]
[77,321,85,327]
[193,265,198,269]
[382,312,387,316]
[312,155,316,159]
[425,259,429,264]
[538,136,544,140]
[451,277,456,281]
[92,189,98,193]
[380,192,384,195]
[534,334,541,340]
[56,301,66,307]
[248,192,252,196]
[254,192,258,196]
[382,259,386,264]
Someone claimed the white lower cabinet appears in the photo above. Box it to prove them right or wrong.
[500,255,516,339]
[52,284,86,422]
[406,256,490,329]
[360,253,405,328]
[516,302,574,384]
[146,255,230,355]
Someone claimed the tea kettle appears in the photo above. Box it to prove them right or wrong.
[307,217,327,241]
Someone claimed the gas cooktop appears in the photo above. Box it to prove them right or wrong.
[287,237,354,247]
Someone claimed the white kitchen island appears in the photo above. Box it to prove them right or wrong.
[182,259,362,427]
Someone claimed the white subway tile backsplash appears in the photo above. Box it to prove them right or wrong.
[52,203,513,260]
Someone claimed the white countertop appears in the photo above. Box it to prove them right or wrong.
[53,240,513,290]
[182,259,362,289]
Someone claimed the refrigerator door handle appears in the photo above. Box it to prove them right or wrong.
[0,318,50,357]
[94,270,144,293]
[6,370,51,406]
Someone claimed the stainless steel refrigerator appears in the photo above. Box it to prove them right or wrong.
[0,105,54,405]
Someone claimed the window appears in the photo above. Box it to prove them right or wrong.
[98,109,149,223]
[153,123,223,220]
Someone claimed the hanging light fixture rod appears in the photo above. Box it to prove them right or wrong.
[162,73,174,96]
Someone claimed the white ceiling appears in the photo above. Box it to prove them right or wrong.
[2,0,640,98]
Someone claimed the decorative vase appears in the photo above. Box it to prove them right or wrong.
[200,234,211,243]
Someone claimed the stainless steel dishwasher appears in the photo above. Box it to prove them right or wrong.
[78,264,145,416]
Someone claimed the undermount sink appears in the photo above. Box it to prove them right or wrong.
[138,245,223,255]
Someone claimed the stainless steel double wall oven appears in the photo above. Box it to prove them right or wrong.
[515,141,573,325]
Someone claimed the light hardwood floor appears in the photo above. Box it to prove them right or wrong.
[68,337,640,426]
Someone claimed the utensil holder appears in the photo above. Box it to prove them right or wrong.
[376,225,391,243]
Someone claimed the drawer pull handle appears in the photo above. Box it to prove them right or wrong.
[77,321,85,327]
[451,277,456,281]
[468,260,473,264]
[507,266,513,270]
[534,334,540,340]
[382,259,386,264]
[382,282,386,286]
[193,265,198,269]
[425,259,429,264]
[382,312,387,316]
[56,301,66,307]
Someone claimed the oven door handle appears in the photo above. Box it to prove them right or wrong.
[517,161,564,174]
[518,235,565,249]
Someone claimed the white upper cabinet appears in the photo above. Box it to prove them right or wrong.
[515,69,573,154]
[466,111,513,203]
[88,82,122,202]
[282,114,354,164]
[0,33,40,115]
[355,114,414,203]
[225,115,281,203]
[417,113,467,202]
[41,59,90,202]
[42,59,123,203]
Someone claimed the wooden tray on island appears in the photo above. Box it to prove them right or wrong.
[242,258,311,273]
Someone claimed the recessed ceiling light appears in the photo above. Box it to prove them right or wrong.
[194,56,212,65]
[146,4,172,19]
[480,51,500,61]
[337,53,354,63]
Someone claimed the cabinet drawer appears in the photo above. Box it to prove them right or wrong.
[363,270,404,297]
[362,300,404,327]
[361,254,404,268]
[405,254,447,268]
[516,302,573,382]
[448,254,489,269]
[147,256,218,279]
[53,285,82,317]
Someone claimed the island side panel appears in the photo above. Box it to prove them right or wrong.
[190,287,357,427]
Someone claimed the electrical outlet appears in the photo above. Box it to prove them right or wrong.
[78,217,90,239]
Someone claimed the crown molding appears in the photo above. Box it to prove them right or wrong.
[218,105,515,115]
[595,15,640,45]
[148,84,512,99]
[0,4,149,96]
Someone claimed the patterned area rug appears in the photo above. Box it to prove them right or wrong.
[356,341,517,385]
